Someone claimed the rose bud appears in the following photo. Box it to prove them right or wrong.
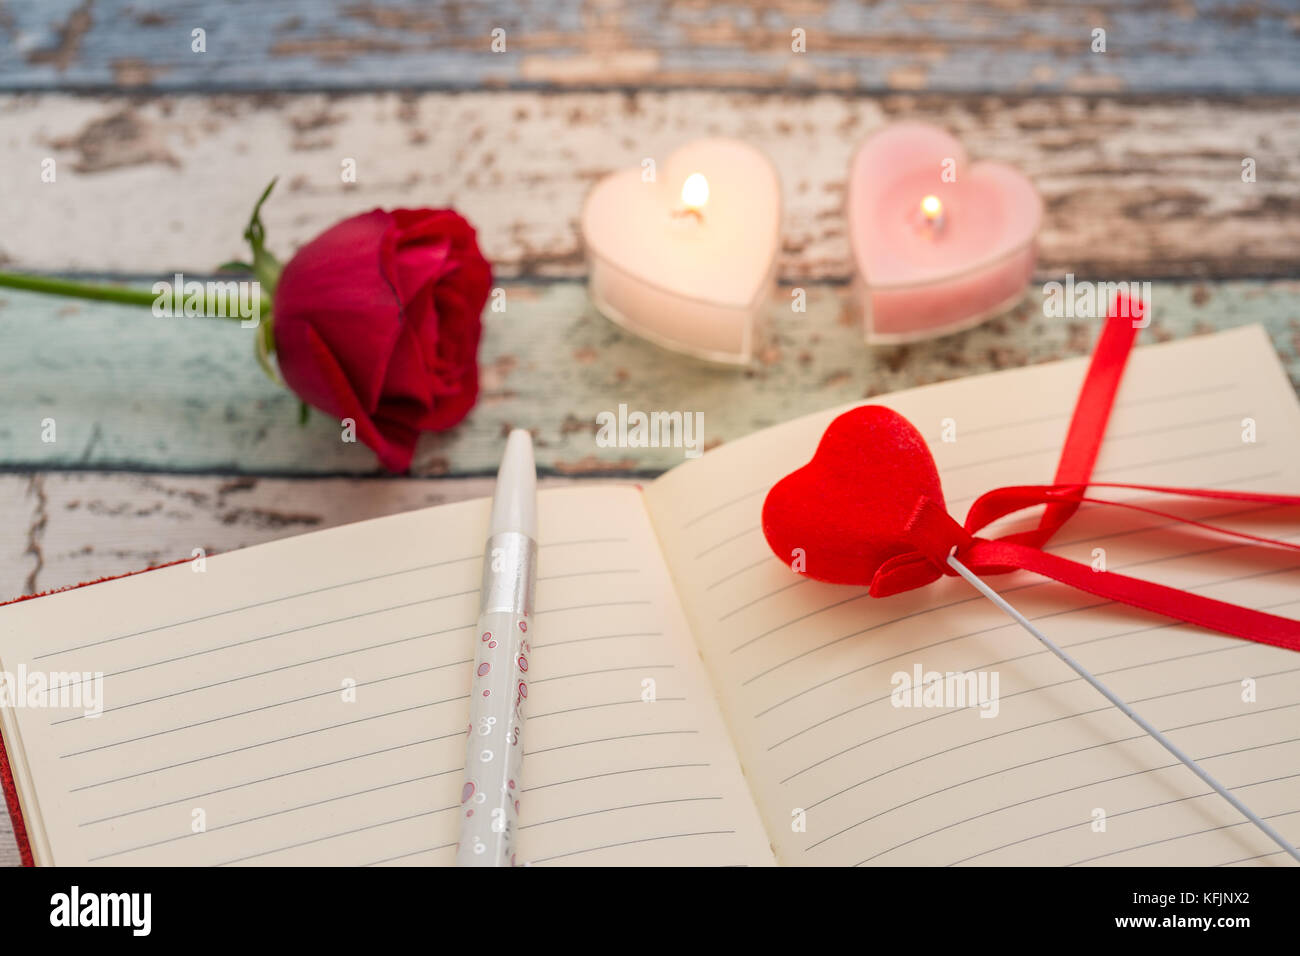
[272,208,492,472]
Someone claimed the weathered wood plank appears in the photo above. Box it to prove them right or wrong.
[2,279,1298,476]
[0,473,608,603]
[0,474,38,601]
[1,91,1297,280]
[3,0,1300,94]
[0,470,610,866]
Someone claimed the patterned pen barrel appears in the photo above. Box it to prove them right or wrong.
[457,430,537,866]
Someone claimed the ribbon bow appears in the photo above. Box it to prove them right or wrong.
[761,297,1300,652]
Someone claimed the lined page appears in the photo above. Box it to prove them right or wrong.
[646,325,1300,866]
[0,486,773,866]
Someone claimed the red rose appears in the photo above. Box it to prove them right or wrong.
[272,208,491,472]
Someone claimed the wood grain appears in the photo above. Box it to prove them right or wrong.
[3,0,1299,94]
[1,91,1298,279]
[0,470,608,866]
[3,279,1298,476]
[3,0,1299,869]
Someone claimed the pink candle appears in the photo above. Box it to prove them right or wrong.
[848,123,1042,343]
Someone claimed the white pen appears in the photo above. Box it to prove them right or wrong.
[456,429,537,867]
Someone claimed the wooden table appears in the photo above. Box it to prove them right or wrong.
[2,0,1298,867]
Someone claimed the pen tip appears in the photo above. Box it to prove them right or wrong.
[490,429,537,538]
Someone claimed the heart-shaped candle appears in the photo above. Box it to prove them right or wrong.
[582,138,781,364]
[848,123,1042,343]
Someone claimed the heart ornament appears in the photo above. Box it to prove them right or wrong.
[847,123,1042,344]
[762,404,965,590]
[581,138,781,364]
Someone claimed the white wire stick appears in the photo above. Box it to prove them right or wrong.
[947,554,1300,865]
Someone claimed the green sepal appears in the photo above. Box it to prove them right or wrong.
[243,178,284,296]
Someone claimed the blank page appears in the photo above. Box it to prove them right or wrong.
[646,325,1300,866]
[0,486,773,866]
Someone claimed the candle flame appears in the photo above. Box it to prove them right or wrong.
[920,194,943,220]
[681,173,710,211]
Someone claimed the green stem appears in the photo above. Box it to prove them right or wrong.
[0,271,270,323]
[0,271,160,309]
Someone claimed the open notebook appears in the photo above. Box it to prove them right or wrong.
[3,325,1299,867]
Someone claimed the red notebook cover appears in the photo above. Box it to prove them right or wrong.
[0,557,191,867]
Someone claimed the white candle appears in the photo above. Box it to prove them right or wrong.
[582,138,781,365]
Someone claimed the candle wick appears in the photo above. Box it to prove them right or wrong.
[671,206,705,224]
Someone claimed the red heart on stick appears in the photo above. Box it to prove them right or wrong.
[761,405,963,587]
[760,397,1300,651]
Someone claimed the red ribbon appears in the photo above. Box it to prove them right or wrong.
[874,295,1300,652]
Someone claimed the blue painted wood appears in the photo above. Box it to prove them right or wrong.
[1,279,1296,476]
[3,0,1299,94]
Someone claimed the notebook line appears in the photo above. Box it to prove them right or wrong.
[87,620,476,690]
[730,590,873,654]
[77,731,466,826]
[31,536,628,661]
[747,565,1300,701]
[759,590,1298,728]
[540,537,631,549]
[58,663,473,757]
[680,486,768,529]
[30,555,482,660]
[823,707,1300,861]
[537,568,639,582]
[88,771,461,862]
[529,697,687,720]
[717,578,809,621]
[944,442,1267,507]
[519,795,724,829]
[938,412,1249,476]
[212,807,456,866]
[68,696,468,790]
[527,829,737,864]
[702,487,1289,600]
[532,631,662,650]
[535,600,653,615]
[744,594,1029,688]
[800,702,1300,842]
[922,382,1236,444]
[1049,495,1291,550]
[51,630,474,724]
[733,520,1289,676]
[360,843,458,867]
[704,557,773,591]
[852,736,1300,863]
[1097,533,1300,578]
[675,385,1240,542]
[1058,810,1300,868]
[800,698,1300,817]
[521,762,712,794]
[687,441,1267,559]
[522,729,700,757]
[751,597,1109,710]
[1216,850,1290,867]
[944,772,1300,868]
[694,526,761,560]
[781,663,1300,784]
[528,663,674,685]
